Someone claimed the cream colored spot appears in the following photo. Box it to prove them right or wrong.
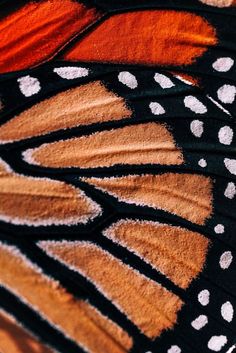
[198,289,210,306]
[220,251,233,269]
[191,315,208,330]
[224,182,236,199]
[17,76,41,97]
[224,159,236,175]
[190,120,204,137]
[53,66,89,79]
[221,301,234,322]
[149,102,165,115]
[213,58,234,72]
[154,73,174,89]
[214,224,225,234]
[208,336,227,352]
[200,0,234,7]
[217,85,236,104]
[118,72,138,89]
[218,126,233,145]
[184,96,207,114]
[198,158,207,168]
[167,346,181,353]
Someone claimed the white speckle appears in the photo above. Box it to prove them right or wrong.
[208,335,227,352]
[207,95,232,117]
[184,96,207,114]
[167,346,181,353]
[118,72,138,89]
[53,67,89,79]
[154,73,175,89]
[220,251,233,269]
[224,158,236,175]
[224,182,236,199]
[175,75,193,85]
[221,301,234,322]
[214,224,225,234]
[218,126,233,145]
[200,0,234,7]
[191,315,208,330]
[198,289,210,306]
[226,345,236,353]
[17,76,41,97]
[149,102,165,115]
[213,58,234,72]
[190,120,204,137]
[217,85,236,104]
[198,158,207,168]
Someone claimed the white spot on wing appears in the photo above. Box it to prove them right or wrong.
[154,73,175,88]
[214,224,225,234]
[226,345,236,353]
[191,315,208,330]
[167,346,181,353]
[175,75,193,85]
[200,0,233,6]
[198,158,207,168]
[18,76,41,97]
[184,96,207,114]
[218,126,233,145]
[118,72,138,89]
[198,289,210,306]
[53,67,89,79]
[217,85,236,104]
[207,95,232,117]
[224,158,236,175]
[220,251,233,269]
[221,301,234,322]
[190,120,204,137]
[224,182,236,199]
[213,57,234,72]
[149,102,165,115]
[208,335,227,352]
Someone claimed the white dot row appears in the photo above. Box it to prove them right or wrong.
[17,67,90,97]
[144,249,234,352]
[146,335,230,353]
[198,290,233,322]
[198,156,236,177]
[190,119,236,179]
[190,121,234,145]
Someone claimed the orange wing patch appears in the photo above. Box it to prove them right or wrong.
[0,309,55,353]
[0,81,132,144]
[23,122,184,168]
[83,173,213,225]
[0,243,133,353]
[63,10,217,66]
[39,241,183,339]
[0,0,101,73]
[104,219,210,289]
[0,159,101,226]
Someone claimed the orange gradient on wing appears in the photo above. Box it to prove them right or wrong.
[0,243,133,353]
[0,310,55,353]
[63,10,217,66]
[0,0,101,73]
[39,241,183,339]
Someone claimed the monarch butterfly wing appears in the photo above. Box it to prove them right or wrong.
[0,2,236,353]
